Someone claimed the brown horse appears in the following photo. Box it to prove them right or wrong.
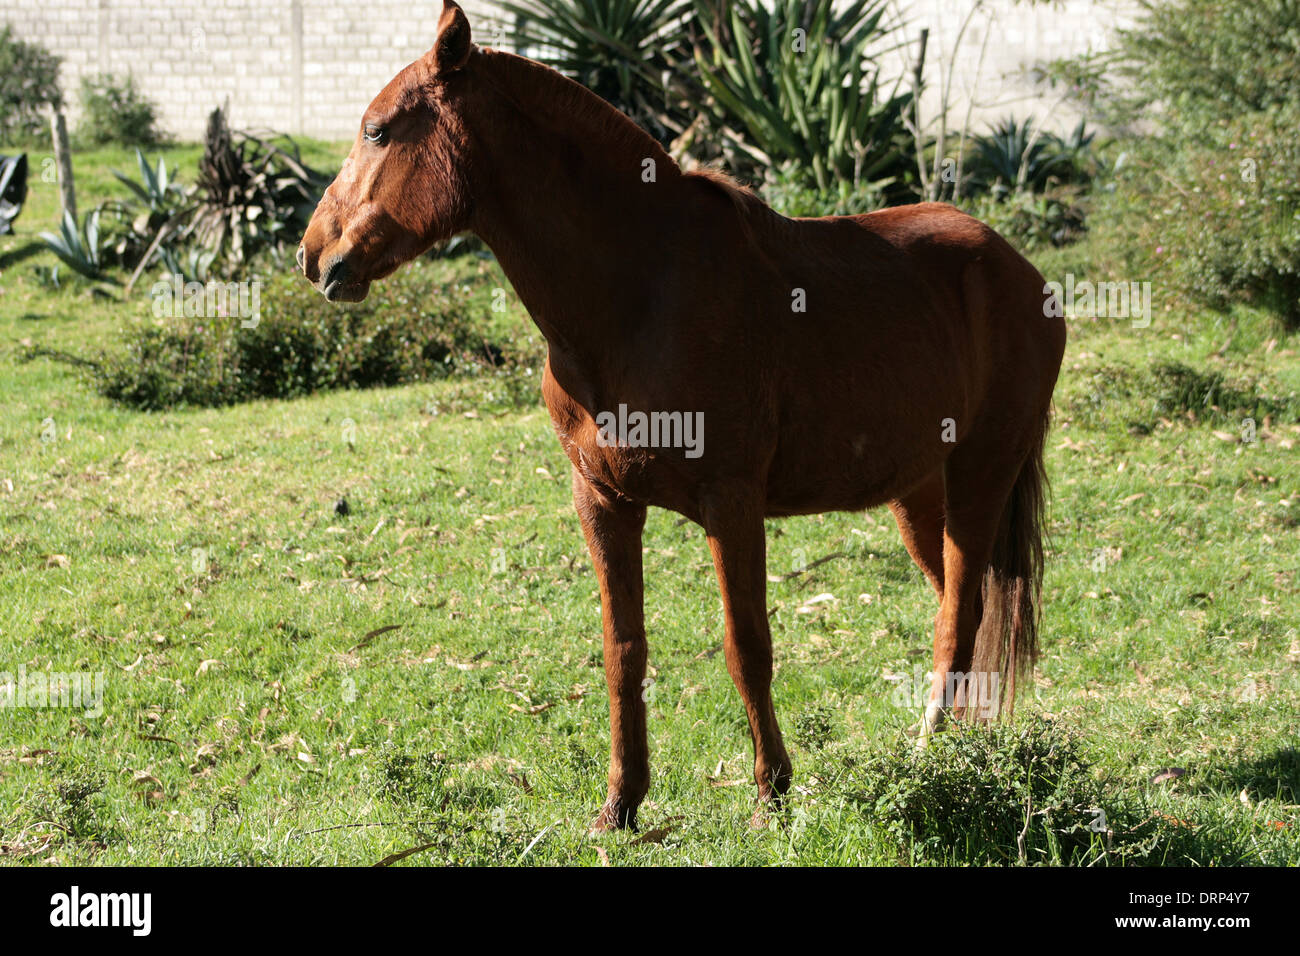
[299,1,1067,831]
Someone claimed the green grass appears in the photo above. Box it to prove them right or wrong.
[0,146,1297,866]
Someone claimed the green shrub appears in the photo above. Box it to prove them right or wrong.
[955,117,1100,250]
[1100,105,1300,326]
[85,265,533,410]
[762,163,890,217]
[1086,0,1300,327]
[848,717,1238,865]
[1062,360,1300,431]
[77,73,165,147]
[962,186,1089,252]
[1148,361,1300,422]
[0,24,62,144]
[1115,0,1300,133]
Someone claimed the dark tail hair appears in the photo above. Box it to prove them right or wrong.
[971,409,1050,717]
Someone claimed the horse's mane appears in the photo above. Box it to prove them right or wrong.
[475,48,785,237]
[476,49,675,173]
[686,165,781,221]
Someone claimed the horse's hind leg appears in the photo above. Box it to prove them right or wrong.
[888,471,946,599]
[921,447,1021,741]
[702,488,792,821]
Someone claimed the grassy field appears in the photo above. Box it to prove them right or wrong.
[0,145,1297,866]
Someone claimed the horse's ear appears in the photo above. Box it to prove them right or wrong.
[430,0,472,75]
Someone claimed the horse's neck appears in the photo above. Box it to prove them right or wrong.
[466,53,680,370]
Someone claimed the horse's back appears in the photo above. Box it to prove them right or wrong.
[772,201,1063,387]
[748,202,1064,513]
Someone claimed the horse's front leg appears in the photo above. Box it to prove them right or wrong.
[572,469,649,832]
[702,490,793,821]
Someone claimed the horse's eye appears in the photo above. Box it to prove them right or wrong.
[363,124,386,145]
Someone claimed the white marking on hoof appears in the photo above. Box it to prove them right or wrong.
[917,702,948,749]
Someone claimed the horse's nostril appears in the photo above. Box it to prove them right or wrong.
[296,245,306,271]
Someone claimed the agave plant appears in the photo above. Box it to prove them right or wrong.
[1050,118,1100,184]
[0,152,28,234]
[121,107,326,289]
[498,0,697,144]
[39,208,105,279]
[112,148,182,214]
[687,0,915,201]
[186,106,325,268]
[97,149,187,267]
[159,244,216,284]
[965,116,1079,197]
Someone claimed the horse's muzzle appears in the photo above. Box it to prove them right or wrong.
[310,253,370,303]
[321,257,348,300]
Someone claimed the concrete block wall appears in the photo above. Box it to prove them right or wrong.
[6,0,504,139]
[5,0,1136,142]
[880,0,1140,135]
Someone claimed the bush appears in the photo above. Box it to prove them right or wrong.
[1115,0,1300,134]
[1100,105,1300,326]
[1147,361,1300,422]
[848,717,1238,865]
[1087,0,1300,327]
[1062,360,1300,431]
[77,73,165,147]
[962,186,1089,252]
[762,163,891,218]
[82,265,533,410]
[955,117,1100,251]
[0,24,62,145]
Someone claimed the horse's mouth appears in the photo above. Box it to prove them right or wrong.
[317,257,371,302]
[323,277,371,302]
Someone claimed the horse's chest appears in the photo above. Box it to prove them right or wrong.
[549,405,662,502]
[541,368,694,509]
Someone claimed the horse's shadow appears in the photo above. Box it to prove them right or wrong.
[1204,746,1300,803]
[0,239,45,272]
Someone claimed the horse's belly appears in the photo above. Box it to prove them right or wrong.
[764,423,949,517]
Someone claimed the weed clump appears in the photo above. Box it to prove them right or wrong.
[847,716,1234,865]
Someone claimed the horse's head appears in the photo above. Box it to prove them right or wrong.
[298,1,474,302]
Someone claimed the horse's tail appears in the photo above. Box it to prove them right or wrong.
[971,408,1050,717]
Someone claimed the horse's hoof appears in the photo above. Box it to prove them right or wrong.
[749,791,788,829]
[750,804,775,830]
[916,702,949,749]
[587,799,637,836]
